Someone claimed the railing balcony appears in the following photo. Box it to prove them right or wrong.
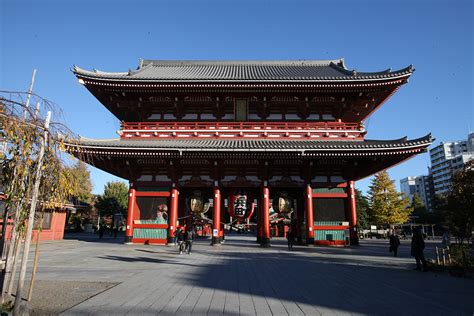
[119,121,366,140]
[122,121,363,131]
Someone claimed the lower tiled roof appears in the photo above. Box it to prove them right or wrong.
[67,134,432,152]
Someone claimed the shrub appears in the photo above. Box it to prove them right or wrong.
[449,244,473,268]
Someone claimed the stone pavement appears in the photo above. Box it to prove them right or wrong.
[29,233,474,315]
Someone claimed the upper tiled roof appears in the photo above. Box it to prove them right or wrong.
[67,134,432,152]
[73,59,414,83]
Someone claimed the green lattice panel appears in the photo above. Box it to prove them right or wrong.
[314,230,345,241]
[133,228,168,239]
[135,219,167,224]
[133,218,168,239]
[314,221,342,226]
[312,188,346,194]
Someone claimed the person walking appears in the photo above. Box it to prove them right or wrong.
[411,226,428,271]
[98,221,106,239]
[175,227,185,254]
[389,231,401,257]
[287,229,294,250]
[186,228,195,254]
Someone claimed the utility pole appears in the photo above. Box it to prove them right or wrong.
[13,111,51,315]
[23,69,36,119]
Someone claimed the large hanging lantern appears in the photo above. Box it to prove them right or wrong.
[272,191,293,214]
[228,190,255,220]
[188,190,210,216]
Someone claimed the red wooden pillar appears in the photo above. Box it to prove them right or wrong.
[306,184,314,245]
[348,180,359,245]
[212,186,221,245]
[261,185,270,247]
[125,188,136,243]
[257,201,262,243]
[168,187,179,243]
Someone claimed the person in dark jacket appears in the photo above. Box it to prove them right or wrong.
[389,231,401,257]
[411,226,428,271]
[175,227,185,254]
[185,229,195,254]
[98,221,106,239]
[286,229,294,250]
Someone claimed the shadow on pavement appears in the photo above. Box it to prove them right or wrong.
[64,232,125,244]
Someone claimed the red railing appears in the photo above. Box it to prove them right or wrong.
[121,121,363,131]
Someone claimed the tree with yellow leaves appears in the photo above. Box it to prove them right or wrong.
[368,171,412,228]
[0,91,90,312]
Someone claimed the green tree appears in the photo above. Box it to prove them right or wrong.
[445,161,474,243]
[411,193,428,223]
[355,189,370,229]
[430,193,448,226]
[95,181,129,217]
[368,171,412,227]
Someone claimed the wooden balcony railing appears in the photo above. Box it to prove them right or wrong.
[121,121,363,131]
[118,121,365,140]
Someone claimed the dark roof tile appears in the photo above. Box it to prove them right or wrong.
[67,134,433,152]
[73,59,413,83]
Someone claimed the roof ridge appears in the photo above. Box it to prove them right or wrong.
[140,59,345,68]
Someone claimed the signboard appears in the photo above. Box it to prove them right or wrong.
[213,229,219,237]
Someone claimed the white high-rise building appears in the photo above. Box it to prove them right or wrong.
[400,176,416,200]
[429,133,474,195]
[400,171,434,212]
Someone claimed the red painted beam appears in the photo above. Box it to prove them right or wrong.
[312,193,348,198]
[135,191,170,197]
[314,240,346,246]
[131,238,167,245]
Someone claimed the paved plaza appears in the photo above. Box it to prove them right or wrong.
[26,233,474,315]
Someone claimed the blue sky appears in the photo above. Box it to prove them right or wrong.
[1,0,473,195]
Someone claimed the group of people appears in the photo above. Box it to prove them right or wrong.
[98,221,122,239]
[389,226,429,272]
[174,227,195,255]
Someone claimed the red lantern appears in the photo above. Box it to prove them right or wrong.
[228,191,255,220]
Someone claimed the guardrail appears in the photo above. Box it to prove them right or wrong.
[119,121,366,140]
[121,121,363,131]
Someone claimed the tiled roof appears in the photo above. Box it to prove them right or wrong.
[73,59,413,83]
[67,134,432,152]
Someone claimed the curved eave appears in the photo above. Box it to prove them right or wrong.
[72,65,413,84]
[64,134,433,154]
